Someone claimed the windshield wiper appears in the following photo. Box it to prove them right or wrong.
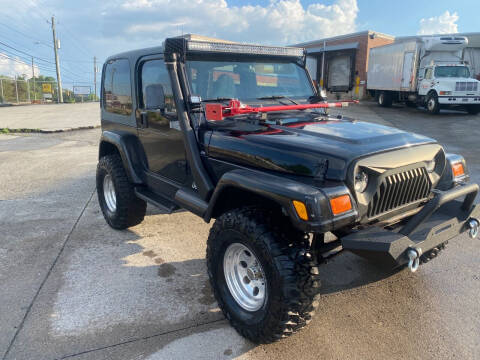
[201,97,234,103]
[256,96,298,105]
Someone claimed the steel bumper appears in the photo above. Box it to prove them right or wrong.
[341,183,480,269]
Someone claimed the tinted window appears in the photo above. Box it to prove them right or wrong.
[103,59,132,115]
[140,59,176,116]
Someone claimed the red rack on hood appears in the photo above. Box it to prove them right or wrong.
[205,99,359,121]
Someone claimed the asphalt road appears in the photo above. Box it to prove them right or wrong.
[0,103,479,360]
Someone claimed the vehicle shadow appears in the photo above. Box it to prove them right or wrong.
[317,250,404,295]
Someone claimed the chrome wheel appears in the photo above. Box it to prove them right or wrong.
[378,93,384,105]
[427,98,436,111]
[103,174,117,213]
[223,243,267,312]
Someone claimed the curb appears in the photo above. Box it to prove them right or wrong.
[0,125,101,134]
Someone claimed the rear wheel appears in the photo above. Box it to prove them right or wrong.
[426,92,440,114]
[466,105,480,115]
[96,154,146,229]
[377,91,392,107]
[207,207,321,343]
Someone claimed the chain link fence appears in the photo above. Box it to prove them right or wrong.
[0,78,98,104]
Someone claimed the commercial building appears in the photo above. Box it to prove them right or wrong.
[294,31,480,99]
[293,30,394,100]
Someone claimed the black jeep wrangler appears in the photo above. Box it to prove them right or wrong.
[97,35,480,343]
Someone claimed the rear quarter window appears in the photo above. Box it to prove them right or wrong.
[103,59,133,115]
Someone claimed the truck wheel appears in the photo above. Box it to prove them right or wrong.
[426,93,440,114]
[96,154,146,229]
[378,91,392,107]
[466,105,480,115]
[206,208,321,343]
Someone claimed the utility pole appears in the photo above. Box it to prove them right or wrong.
[93,56,97,100]
[31,57,36,102]
[51,16,63,103]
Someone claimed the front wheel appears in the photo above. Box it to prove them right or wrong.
[96,154,146,229]
[426,93,440,114]
[207,208,321,343]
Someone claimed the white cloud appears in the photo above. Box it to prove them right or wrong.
[0,54,39,79]
[418,11,459,35]
[119,0,359,45]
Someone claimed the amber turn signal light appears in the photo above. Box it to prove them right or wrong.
[452,162,465,178]
[330,194,352,215]
[293,200,309,221]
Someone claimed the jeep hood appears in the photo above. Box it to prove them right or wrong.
[207,118,437,180]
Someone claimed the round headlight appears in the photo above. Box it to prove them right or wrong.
[425,160,436,172]
[354,171,368,193]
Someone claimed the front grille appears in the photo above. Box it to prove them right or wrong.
[367,167,431,218]
[455,82,478,92]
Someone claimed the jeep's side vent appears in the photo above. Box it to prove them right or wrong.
[368,167,431,218]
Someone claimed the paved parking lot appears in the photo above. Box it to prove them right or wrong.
[0,103,479,360]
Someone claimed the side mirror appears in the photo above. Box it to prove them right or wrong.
[145,84,165,110]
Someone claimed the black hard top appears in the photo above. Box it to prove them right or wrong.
[105,45,164,63]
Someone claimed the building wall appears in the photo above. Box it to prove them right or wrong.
[303,32,394,99]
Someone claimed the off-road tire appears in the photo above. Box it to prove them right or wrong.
[96,154,146,229]
[378,91,392,107]
[206,207,321,343]
[466,105,480,115]
[426,92,440,114]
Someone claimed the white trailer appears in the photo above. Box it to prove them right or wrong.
[367,36,480,114]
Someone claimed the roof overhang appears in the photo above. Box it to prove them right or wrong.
[305,42,359,55]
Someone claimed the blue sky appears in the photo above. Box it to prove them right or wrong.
[0,0,477,85]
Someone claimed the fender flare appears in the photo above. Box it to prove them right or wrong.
[203,169,330,229]
[99,130,145,184]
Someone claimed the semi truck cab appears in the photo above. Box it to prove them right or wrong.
[418,63,480,110]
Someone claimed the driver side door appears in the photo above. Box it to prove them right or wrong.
[136,57,187,185]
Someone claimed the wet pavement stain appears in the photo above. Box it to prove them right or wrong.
[158,263,176,277]
[198,280,216,305]
[143,250,157,258]
[224,349,233,356]
[154,257,164,264]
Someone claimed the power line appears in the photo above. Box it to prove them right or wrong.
[0,39,55,64]
[0,21,52,49]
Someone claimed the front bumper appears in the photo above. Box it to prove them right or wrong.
[341,183,479,269]
[438,96,480,105]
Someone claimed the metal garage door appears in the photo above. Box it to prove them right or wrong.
[464,48,480,80]
[327,55,351,90]
[306,56,318,82]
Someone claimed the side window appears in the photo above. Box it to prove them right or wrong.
[103,59,132,115]
[425,68,433,80]
[140,59,177,119]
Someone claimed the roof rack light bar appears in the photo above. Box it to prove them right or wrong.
[186,40,304,57]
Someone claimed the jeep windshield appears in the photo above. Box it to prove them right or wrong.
[185,57,315,104]
[434,66,470,78]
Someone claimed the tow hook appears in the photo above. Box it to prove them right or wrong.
[467,218,479,239]
[407,248,422,273]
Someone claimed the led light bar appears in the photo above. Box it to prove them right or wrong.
[187,40,304,57]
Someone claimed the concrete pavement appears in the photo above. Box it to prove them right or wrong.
[0,104,479,360]
[0,103,100,132]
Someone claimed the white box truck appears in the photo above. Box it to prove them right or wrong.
[367,36,480,114]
